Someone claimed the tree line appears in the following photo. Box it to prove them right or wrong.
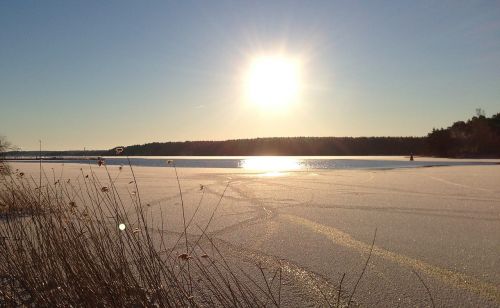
[103,137,427,156]
[3,112,500,157]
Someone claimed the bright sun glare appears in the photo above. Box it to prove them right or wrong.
[240,157,302,174]
[245,55,301,108]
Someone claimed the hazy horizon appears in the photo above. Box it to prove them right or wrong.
[1,1,500,150]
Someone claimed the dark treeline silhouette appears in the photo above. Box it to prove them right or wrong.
[427,112,500,157]
[4,112,499,157]
[104,137,426,156]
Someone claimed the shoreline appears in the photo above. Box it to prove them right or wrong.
[4,156,499,172]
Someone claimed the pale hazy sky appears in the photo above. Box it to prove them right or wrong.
[1,1,499,150]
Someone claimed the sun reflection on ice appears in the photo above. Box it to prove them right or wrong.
[240,157,302,176]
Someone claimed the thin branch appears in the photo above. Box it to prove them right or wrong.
[347,228,377,307]
[412,269,435,308]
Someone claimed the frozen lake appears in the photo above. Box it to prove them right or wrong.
[12,155,500,171]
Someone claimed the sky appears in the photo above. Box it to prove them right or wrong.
[1,0,499,150]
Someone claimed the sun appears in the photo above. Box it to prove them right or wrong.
[245,55,301,108]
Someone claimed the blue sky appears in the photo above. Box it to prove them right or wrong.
[1,1,499,150]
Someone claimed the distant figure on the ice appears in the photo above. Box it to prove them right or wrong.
[410,153,414,161]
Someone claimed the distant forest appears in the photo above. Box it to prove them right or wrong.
[4,112,500,157]
[104,137,426,156]
[105,112,500,157]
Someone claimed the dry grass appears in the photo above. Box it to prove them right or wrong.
[0,161,10,176]
[0,162,286,307]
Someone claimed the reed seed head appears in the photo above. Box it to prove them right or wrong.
[177,253,191,260]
